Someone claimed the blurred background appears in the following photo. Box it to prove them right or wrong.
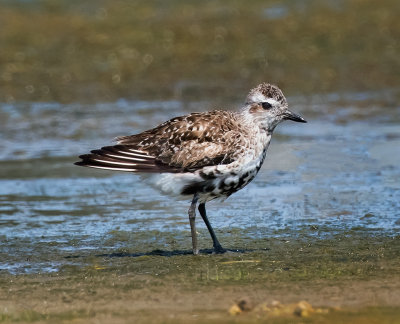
[1,0,399,103]
[0,0,399,274]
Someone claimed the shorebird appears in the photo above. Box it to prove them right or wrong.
[75,83,306,254]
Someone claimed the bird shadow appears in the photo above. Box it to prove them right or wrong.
[97,247,257,258]
[65,248,260,259]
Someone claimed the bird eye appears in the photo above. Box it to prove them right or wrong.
[262,102,272,110]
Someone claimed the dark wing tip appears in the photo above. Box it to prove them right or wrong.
[74,158,92,167]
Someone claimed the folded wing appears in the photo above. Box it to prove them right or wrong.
[75,110,245,173]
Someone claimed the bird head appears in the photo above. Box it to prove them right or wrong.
[244,83,306,132]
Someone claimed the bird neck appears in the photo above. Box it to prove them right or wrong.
[238,108,276,135]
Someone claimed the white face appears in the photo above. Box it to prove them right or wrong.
[246,92,287,131]
[248,93,281,108]
[245,83,305,129]
[248,92,266,104]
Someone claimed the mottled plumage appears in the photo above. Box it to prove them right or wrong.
[75,83,306,254]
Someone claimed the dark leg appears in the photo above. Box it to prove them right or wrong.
[198,203,226,253]
[188,194,199,255]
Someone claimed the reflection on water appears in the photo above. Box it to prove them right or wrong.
[0,93,399,274]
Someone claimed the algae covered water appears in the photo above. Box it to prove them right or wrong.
[0,92,399,274]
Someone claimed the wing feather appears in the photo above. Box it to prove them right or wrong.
[75,110,246,173]
[75,145,182,173]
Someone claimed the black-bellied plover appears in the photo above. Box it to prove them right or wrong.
[75,83,306,254]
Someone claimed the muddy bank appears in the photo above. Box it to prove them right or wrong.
[1,233,400,323]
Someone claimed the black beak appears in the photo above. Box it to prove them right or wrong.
[284,110,307,123]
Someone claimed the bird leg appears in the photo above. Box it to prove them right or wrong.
[188,194,199,255]
[198,203,226,254]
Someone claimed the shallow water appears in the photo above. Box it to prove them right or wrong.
[0,93,399,274]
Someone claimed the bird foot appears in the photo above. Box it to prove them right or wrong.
[213,245,227,254]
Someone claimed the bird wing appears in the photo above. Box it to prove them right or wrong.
[75,111,245,173]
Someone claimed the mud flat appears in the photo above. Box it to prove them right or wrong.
[1,232,400,323]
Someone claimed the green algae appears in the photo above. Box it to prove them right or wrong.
[1,230,399,323]
[1,307,400,323]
